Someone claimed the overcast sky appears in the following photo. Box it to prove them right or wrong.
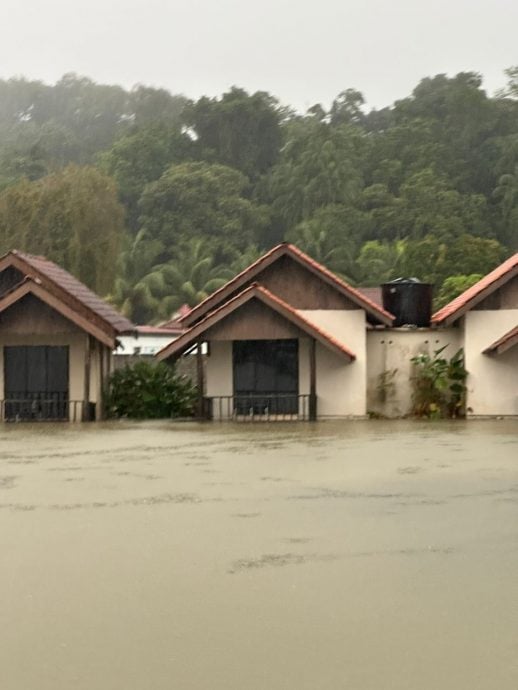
[1,0,517,111]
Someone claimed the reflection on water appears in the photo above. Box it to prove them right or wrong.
[0,419,517,690]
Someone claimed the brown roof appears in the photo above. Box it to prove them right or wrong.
[432,253,518,325]
[157,282,356,363]
[0,277,115,347]
[482,325,518,355]
[356,287,383,307]
[6,250,134,334]
[179,243,394,327]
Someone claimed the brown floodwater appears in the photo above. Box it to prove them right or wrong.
[0,419,517,690]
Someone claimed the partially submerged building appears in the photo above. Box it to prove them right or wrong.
[157,244,518,420]
[0,250,133,421]
[432,253,518,417]
[157,243,393,420]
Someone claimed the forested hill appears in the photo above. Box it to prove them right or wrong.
[0,70,517,323]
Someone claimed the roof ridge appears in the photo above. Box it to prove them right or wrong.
[158,281,356,361]
[180,243,394,326]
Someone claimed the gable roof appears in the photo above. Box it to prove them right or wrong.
[482,325,518,356]
[432,253,518,326]
[0,250,134,335]
[178,243,394,328]
[157,283,356,363]
[0,277,116,347]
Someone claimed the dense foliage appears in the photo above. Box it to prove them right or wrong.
[1,69,518,321]
[105,361,197,419]
[411,347,468,418]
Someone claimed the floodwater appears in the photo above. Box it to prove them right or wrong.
[1,420,517,690]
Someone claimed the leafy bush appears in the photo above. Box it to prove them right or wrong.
[410,346,467,418]
[105,361,197,419]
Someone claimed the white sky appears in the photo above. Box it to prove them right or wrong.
[1,0,517,111]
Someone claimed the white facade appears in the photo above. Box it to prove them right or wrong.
[463,310,518,416]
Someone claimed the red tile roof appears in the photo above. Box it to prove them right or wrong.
[9,250,134,333]
[157,282,356,362]
[432,253,518,325]
[135,325,183,335]
[483,325,518,355]
[180,243,394,327]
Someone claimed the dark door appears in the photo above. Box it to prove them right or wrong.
[4,346,69,420]
[233,339,298,415]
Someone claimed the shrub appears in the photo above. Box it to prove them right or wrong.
[105,361,197,419]
[410,346,467,418]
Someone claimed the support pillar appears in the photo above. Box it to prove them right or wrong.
[83,335,92,421]
[196,339,205,419]
[309,337,317,421]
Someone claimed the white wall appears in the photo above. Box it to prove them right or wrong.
[464,310,518,416]
[205,340,233,399]
[366,328,462,417]
[299,310,367,417]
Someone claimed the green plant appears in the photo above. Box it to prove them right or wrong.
[105,361,197,419]
[410,346,467,418]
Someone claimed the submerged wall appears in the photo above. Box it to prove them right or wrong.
[299,310,367,417]
[463,310,518,416]
[0,332,106,421]
[366,327,462,418]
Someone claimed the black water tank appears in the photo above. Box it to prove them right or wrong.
[382,278,433,327]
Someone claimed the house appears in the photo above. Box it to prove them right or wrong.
[157,243,518,421]
[157,243,394,420]
[0,250,134,421]
[114,325,183,366]
[432,253,518,416]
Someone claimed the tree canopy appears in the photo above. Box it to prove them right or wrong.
[1,70,517,321]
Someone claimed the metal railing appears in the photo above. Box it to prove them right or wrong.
[0,395,96,422]
[204,394,315,421]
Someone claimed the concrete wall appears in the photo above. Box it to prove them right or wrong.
[464,310,518,416]
[205,340,233,399]
[366,328,462,417]
[299,310,367,417]
[0,332,106,421]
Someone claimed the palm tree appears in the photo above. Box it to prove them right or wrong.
[109,229,164,324]
[147,238,235,321]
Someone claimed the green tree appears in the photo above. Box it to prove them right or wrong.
[435,274,483,309]
[187,87,283,179]
[355,240,406,285]
[287,204,369,280]
[493,164,518,249]
[265,118,365,231]
[98,124,194,229]
[138,161,268,257]
[0,165,124,294]
[145,238,234,318]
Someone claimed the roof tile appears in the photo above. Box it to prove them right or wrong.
[13,251,134,333]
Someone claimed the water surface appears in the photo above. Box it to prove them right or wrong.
[1,419,517,689]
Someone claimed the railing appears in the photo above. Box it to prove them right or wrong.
[0,396,96,422]
[204,394,315,421]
